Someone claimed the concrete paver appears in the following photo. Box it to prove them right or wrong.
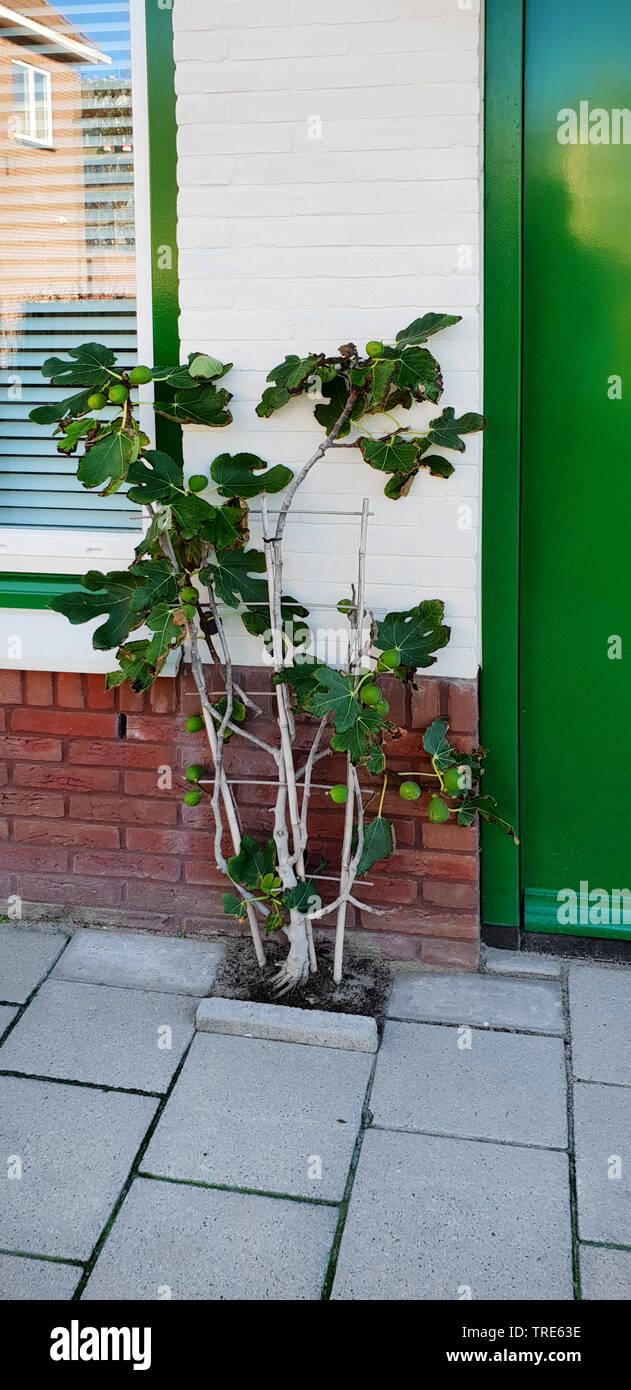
[52,928,224,997]
[0,1252,81,1300]
[485,948,562,978]
[370,1020,568,1148]
[82,1177,337,1301]
[196,995,378,1051]
[143,1031,372,1200]
[0,923,628,1302]
[573,1081,631,1245]
[332,1128,573,1300]
[389,971,564,1033]
[579,1244,631,1300]
[0,979,198,1092]
[0,927,68,1004]
[0,1075,157,1260]
[569,965,631,1086]
[0,1005,18,1038]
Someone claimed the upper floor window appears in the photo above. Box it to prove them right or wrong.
[12,59,53,146]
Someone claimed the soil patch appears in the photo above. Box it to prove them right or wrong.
[212,938,393,1024]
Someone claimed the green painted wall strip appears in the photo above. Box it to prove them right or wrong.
[480,0,524,928]
[0,573,85,609]
[145,0,182,466]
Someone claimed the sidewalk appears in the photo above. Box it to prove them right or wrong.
[0,924,629,1300]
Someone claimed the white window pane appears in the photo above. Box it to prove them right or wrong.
[12,63,30,138]
[1,4,140,532]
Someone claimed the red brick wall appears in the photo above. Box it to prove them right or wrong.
[0,666,480,969]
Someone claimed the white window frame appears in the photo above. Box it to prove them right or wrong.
[11,59,53,148]
[1,0,154,586]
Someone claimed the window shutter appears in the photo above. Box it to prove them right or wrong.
[0,299,140,530]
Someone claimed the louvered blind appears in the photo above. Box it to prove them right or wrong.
[0,0,141,533]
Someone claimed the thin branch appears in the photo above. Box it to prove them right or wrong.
[187,618,266,967]
[334,497,370,983]
[271,389,358,544]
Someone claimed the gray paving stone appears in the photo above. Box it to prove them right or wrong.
[580,1245,631,1300]
[485,948,561,978]
[82,1177,336,1300]
[371,1021,568,1148]
[52,928,224,997]
[389,970,564,1034]
[0,1004,18,1037]
[0,926,68,1004]
[0,1252,80,1300]
[196,996,378,1052]
[143,1032,372,1200]
[332,1128,573,1300]
[0,979,198,1092]
[574,1082,631,1245]
[569,965,631,1086]
[0,1075,157,1259]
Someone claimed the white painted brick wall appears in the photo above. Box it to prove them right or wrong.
[173,0,483,679]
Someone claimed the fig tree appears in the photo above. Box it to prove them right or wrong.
[399,780,421,801]
[428,795,450,824]
[329,784,348,804]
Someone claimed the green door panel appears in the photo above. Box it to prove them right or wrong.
[521,0,631,935]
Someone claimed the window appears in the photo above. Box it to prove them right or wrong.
[0,0,152,545]
[12,60,53,146]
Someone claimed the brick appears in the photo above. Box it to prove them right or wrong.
[149,681,176,714]
[383,817,416,847]
[126,827,213,857]
[356,905,478,938]
[2,737,63,762]
[184,858,231,886]
[11,764,119,793]
[410,680,441,729]
[0,789,64,818]
[11,709,118,738]
[16,874,123,909]
[0,820,8,840]
[448,681,478,733]
[126,715,188,742]
[25,671,53,706]
[394,849,478,881]
[378,675,408,726]
[422,879,479,911]
[86,675,115,710]
[420,937,479,971]
[118,685,145,713]
[421,822,478,852]
[124,880,226,915]
[68,794,177,827]
[72,852,181,883]
[357,876,418,906]
[55,673,84,708]
[13,820,120,850]
[0,670,22,702]
[123,770,179,798]
[0,764,7,786]
[381,729,425,758]
[68,741,174,768]
[0,845,68,873]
